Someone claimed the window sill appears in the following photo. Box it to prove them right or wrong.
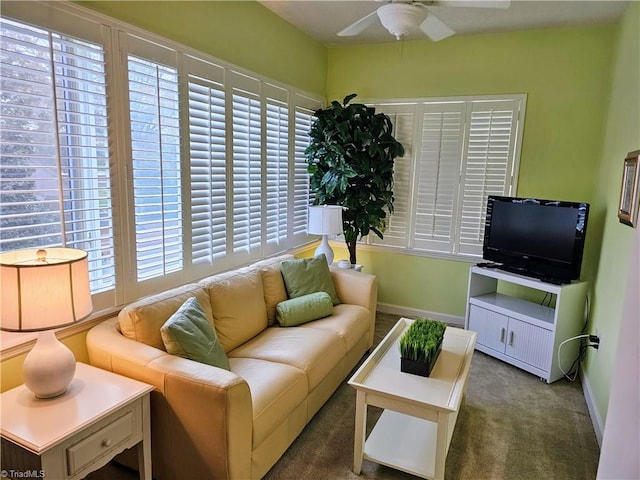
[0,308,120,360]
[333,240,481,264]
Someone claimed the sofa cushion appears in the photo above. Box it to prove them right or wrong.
[160,297,230,370]
[228,326,344,391]
[229,357,307,447]
[280,255,340,305]
[119,284,212,350]
[276,292,333,327]
[260,266,288,327]
[202,269,268,353]
[297,304,371,352]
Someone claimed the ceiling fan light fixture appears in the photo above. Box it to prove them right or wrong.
[377,3,428,40]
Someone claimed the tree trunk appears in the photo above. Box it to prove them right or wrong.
[347,240,357,265]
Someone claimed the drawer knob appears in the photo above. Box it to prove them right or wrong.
[102,439,112,448]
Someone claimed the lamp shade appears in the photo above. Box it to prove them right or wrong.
[0,248,93,332]
[308,205,343,235]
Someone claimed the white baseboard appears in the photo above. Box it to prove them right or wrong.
[377,303,465,327]
[580,369,604,447]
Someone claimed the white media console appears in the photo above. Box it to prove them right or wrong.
[464,266,588,383]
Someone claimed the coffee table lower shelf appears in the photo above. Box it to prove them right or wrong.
[365,410,444,479]
[348,319,476,480]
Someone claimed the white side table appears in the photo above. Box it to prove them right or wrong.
[0,362,153,480]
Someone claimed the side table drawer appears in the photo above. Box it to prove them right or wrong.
[66,411,134,475]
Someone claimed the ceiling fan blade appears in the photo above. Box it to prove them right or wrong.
[419,14,456,41]
[337,11,379,37]
[436,0,511,8]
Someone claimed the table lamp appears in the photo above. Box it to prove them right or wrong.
[0,248,93,398]
[308,205,343,265]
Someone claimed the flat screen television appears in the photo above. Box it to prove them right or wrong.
[482,196,589,284]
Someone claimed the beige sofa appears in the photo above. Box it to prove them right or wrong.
[86,254,377,480]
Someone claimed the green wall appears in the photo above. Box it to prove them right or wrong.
[582,1,640,426]
[326,25,616,322]
[327,26,614,201]
[77,1,327,96]
[298,243,471,317]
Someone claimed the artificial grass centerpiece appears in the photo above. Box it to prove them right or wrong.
[399,318,447,377]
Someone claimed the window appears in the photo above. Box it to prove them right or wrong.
[128,54,182,282]
[373,95,526,258]
[0,16,115,299]
[264,84,290,252]
[231,71,262,260]
[0,3,322,317]
[188,62,227,270]
[293,97,319,235]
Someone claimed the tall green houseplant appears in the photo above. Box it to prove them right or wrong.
[305,94,404,264]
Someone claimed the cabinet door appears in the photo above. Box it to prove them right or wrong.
[468,305,509,353]
[505,318,553,371]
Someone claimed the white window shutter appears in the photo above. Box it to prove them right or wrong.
[371,105,415,247]
[293,96,319,238]
[0,17,115,294]
[265,85,289,252]
[458,98,522,255]
[127,52,182,282]
[413,102,466,252]
[231,71,262,259]
[188,71,227,268]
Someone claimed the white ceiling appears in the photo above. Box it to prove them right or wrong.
[259,0,629,45]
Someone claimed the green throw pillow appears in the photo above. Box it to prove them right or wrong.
[160,297,230,370]
[280,254,340,305]
[276,292,334,327]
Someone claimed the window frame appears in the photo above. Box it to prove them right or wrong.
[364,94,526,262]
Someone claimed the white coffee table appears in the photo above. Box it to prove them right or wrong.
[348,318,477,480]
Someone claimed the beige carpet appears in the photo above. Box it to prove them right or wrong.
[88,313,600,480]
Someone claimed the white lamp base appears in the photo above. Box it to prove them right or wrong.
[314,235,335,265]
[23,330,76,399]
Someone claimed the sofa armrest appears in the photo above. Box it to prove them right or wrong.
[86,318,252,480]
[331,269,378,346]
[331,268,377,310]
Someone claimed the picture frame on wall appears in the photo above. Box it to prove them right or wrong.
[618,150,640,227]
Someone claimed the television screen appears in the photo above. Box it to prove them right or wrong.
[482,196,589,283]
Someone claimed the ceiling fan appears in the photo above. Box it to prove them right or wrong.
[338,0,511,42]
